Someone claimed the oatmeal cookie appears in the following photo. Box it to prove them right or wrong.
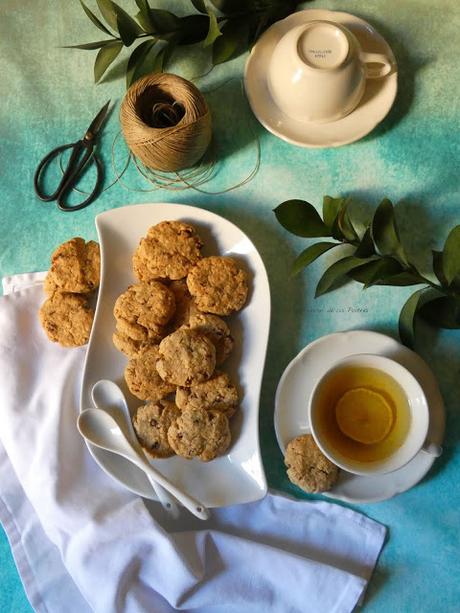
[133,400,181,458]
[186,256,248,315]
[39,293,93,347]
[167,279,194,332]
[176,371,238,418]
[125,346,176,401]
[284,434,339,493]
[157,328,216,386]
[188,311,234,365]
[48,237,100,294]
[114,281,175,336]
[167,406,231,461]
[43,272,59,297]
[112,326,158,358]
[116,317,164,344]
[133,220,203,282]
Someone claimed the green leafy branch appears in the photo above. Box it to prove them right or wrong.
[274,196,460,348]
[68,0,305,86]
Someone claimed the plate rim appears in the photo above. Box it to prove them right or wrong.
[244,8,398,148]
[80,202,270,507]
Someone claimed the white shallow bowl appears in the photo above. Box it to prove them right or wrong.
[80,203,270,508]
[275,331,445,503]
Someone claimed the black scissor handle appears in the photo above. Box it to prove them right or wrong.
[34,142,78,202]
[34,139,103,212]
[57,153,103,212]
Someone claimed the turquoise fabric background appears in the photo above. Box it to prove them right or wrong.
[1,0,459,611]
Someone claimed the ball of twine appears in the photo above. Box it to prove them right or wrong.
[120,72,212,172]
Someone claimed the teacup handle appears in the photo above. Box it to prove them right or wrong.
[360,52,393,79]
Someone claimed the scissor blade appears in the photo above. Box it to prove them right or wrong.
[85,100,111,139]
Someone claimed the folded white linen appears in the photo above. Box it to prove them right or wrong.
[0,273,386,613]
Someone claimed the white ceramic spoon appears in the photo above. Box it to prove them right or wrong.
[78,407,210,521]
[91,379,179,518]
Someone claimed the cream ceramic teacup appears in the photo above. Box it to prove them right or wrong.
[308,354,441,476]
[267,20,393,123]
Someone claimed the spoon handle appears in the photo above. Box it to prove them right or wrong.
[146,475,180,518]
[134,456,210,521]
[91,380,180,518]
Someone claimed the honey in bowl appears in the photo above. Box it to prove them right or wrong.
[314,365,411,464]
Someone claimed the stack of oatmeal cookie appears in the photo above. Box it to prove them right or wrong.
[112,220,248,463]
[39,238,100,347]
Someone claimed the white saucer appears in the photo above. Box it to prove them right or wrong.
[244,9,398,148]
[274,331,445,503]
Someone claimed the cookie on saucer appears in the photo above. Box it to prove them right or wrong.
[133,220,203,282]
[167,406,231,462]
[284,434,339,493]
[186,256,248,316]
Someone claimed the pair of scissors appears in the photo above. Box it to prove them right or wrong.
[34,100,111,212]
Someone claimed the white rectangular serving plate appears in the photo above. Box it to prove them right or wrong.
[80,203,270,508]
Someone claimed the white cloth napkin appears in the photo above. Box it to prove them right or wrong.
[0,273,386,613]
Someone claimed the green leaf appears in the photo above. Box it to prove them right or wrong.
[191,0,207,12]
[212,18,248,64]
[126,39,155,87]
[178,15,209,44]
[331,213,344,241]
[337,204,359,241]
[291,242,339,277]
[442,225,460,286]
[376,271,425,286]
[419,296,460,329]
[250,9,271,44]
[132,41,160,82]
[114,4,142,46]
[315,256,375,297]
[274,200,330,238]
[63,40,114,50]
[432,250,447,285]
[148,9,181,34]
[136,9,153,31]
[355,227,375,258]
[80,0,113,36]
[363,259,403,288]
[152,42,176,72]
[203,9,222,46]
[94,41,123,82]
[128,41,175,83]
[135,0,152,31]
[398,288,426,347]
[322,196,345,229]
[348,257,402,287]
[135,0,150,12]
[210,0,247,13]
[96,0,118,31]
[371,198,408,264]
